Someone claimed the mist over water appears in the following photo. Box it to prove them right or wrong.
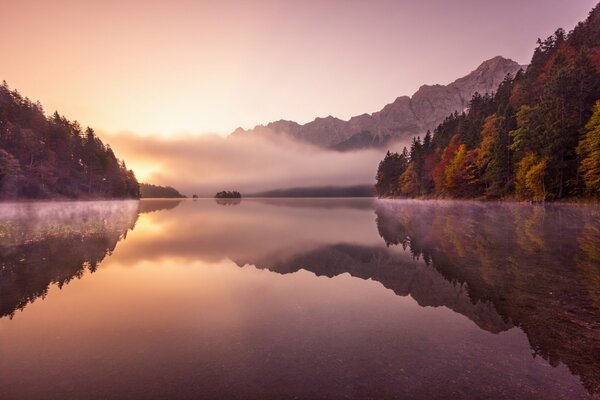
[102,132,409,195]
[1,199,599,399]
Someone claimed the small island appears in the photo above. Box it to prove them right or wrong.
[214,190,241,199]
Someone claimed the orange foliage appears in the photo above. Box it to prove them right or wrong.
[433,134,460,193]
[476,115,500,170]
[508,81,526,108]
[445,144,480,197]
[539,43,578,83]
[422,151,439,192]
[400,163,419,196]
[588,48,600,72]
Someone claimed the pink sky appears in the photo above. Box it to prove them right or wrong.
[0,0,596,136]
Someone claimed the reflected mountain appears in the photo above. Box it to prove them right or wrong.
[227,199,600,394]
[374,200,600,394]
[2,198,599,396]
[234,244,512,334]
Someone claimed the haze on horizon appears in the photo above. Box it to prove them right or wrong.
[1,0,596,137]
[1,0,597,194]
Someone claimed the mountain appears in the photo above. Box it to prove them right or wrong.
[375,3,600,200]
[231,56,524,150]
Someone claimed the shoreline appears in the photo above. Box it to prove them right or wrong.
[375,195,600,205]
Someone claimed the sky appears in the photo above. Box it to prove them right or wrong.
[1,0,596,136]
[1,0,597,193]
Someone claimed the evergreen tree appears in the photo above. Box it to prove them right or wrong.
[374,150,409,197]
[375,3,600,201]
[0,82,139,199]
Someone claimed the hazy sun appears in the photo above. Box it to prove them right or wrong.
[130,164,161,183]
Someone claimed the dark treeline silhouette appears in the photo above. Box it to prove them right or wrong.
[140,183,186,198]
[214,190,241,198]
[251,185,374,198]
[376,3,600,200]
[374,200,600,394]
[0,82,139,199]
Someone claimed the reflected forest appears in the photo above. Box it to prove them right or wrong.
[1,199,599,396]
[3,1,600,400]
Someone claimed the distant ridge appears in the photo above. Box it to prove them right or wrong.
[232,56,524,150]
[250,185,374,198]
[140,183,186,198]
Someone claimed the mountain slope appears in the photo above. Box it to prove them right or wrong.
[140,183,186,198]
[0,82,140,199]
[232,56,524,149]
[374,2,600,200]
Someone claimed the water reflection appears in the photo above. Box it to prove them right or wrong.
[0,198,599,398]
[0,200,176,319]
[138,199,182,213]
[215,198,242,206]
[374,200,600,394]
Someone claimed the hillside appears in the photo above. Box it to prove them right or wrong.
[250,185,373,198]
[0,82,139,199]
[375,3,600,200]
[231,56,523,150]
[140,183,186,198]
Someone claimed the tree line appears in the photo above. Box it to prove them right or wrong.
[376,3,600,201]
[0,82,139,199]
[140,183,185,198]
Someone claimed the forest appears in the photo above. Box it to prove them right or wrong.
[140,183,185,198]
[0,82,139,199]
[375,4,600,201]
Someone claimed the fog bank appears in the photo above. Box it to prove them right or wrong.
[101,132,407,196]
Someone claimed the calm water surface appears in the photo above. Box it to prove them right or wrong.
[1,198,599,399]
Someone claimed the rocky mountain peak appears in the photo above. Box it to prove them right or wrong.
[231,56,525,150]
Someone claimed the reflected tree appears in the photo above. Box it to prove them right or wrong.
[373,200,600,394]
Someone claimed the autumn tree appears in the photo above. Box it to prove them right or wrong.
[577,100,600,195]
[373,3,600,201]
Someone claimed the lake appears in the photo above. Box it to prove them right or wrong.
[1,198,599,399]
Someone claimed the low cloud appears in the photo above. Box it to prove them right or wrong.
[100,131,408,196]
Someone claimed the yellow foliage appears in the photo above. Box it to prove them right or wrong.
[515,153,547,201]
[577,100,600,194]
[477,115,500,170]
[445,144,467,191]
[399,163,419,196]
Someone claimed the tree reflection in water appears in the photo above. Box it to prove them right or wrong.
[0,200,181,319]
[373,200,600,394]
[1,198,599,396]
